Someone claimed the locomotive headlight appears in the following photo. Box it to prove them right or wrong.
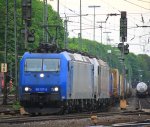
[54,87,59,92]
[25,87,29,92]
[24,87,32,92]
[51,86,59,92]
[40,73,44,78]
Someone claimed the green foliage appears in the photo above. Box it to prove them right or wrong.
[68,38,122,70]
[0,0,64,80]
[68,38,150,84]
[23,0,64,51]
[0,0,150,86]
[12,101,21,110]
[0,0,64,55]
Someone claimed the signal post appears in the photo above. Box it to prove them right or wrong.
[118,11,129,110]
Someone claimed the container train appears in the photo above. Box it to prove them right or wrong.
[136,82,148,97]
[19,51,131,114]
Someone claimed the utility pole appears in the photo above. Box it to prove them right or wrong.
[43,0,48,43]
[97,21,106,43]
[3,0,8,105]
[62,13,88,50]
[24,21,28,49]
[3,0,19,104]
[97,13,119,44]
[107,50,112,67]
[43,0,45,42]
[57,0,59,15]
[64,19,68,49]
[79,0,82,49]
[88,5,100,41]
[46,0,48,43]
[14,0,18,100]
[103,31,111,45]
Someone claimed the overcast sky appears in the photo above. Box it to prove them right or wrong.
[48,0,150,55]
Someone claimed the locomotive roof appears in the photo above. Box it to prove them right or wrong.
[22,51,107,65]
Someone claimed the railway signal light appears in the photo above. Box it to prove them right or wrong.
[27,29,35,43]
[118,43,129,55]
[118,43,124,51]
[120,11,127,42]
[22,0,32,27]
[124,44,129,55]
[21,29,35,43]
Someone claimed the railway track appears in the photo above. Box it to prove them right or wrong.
[0,96,149,125]
[112,119,150,126]
[138,96,150,111]
[0,110,149,124]
[0,103,19,116]
[0,95,16,105]
[0,108,19,116]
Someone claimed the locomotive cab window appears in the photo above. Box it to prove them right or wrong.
[43,59,60,71]
[25,59,60,72]
[25,59,42,72]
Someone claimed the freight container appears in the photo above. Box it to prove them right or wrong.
[111,69,119,98]
[98,60,110,99]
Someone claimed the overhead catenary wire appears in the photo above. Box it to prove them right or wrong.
[60,2,149,28]
[99,0,150,24]
[60,11,150,16]
[136,0,150,3]
[59,2,93,23]
[100,0,121,12]
[70,27,147,39]
[55,0,150,54]
[123,0,150,10]
[68,20,93,27]
[62,12,149,29]
[99,1,150,33]
[100,0,150,32]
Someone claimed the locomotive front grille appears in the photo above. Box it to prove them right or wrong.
[22,93,61,103]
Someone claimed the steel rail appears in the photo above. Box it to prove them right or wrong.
[0,110,150,124]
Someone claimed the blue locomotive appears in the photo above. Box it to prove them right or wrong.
[19,52,70,113]
[19,51,130,114]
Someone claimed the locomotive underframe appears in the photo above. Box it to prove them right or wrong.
[136,91,148,98]
[20,93,114,114]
